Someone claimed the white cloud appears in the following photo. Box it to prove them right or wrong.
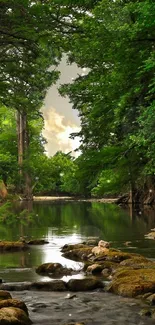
[42,108,81,157]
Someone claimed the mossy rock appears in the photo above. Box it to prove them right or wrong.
[86,261,118,275]
[0,291,12,301]
[86,264,104,275]
[67,278,104,291]
[94,250,142,263]
[61,243,87,252]
[36,263,73,276]
[0,307,32,325]
[107,268,155,297]
[0,299,28,315]
[62,247,92,261]
[0,241,29,252]
[31,280,67,291]
[120,257,155,268]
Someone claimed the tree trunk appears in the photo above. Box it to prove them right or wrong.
[17,111,33,200]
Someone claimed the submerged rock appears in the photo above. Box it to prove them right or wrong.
[30,280,67,291]
[67,278,104,291]
[36,262,74,276]
[0,241,29,252]
[0,307,32,325]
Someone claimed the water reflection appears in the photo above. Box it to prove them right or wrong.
[1,201,155,282]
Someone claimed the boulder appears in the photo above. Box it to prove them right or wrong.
[120,257,155,268]
[86,264,103,275]
[107,268,155,297]
[0,241,29,252]
[92,246,109,256]
[0,299,28,315]
[85,240,99,246]
[0,291,12,301]
[93,250,141,263]
[67,278,104,291]
[98,240,110,248]
[61,243,88,252]
[30,280,67,291]
[62,247,92,261]
[36,263,73,276]
[0,307,32,325]
[0,283,31,291]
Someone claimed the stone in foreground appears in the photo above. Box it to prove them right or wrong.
[107,268,155,297]
[0,307,32,325]
[0,299,28,315]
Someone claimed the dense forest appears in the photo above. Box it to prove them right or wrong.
[0,0,155,203]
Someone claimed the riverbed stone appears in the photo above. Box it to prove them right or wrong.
[0,307,32,325]
[86,264,104,275]
[0,299,28,315]
[36,262,73,276]
[107,268,155,297]
[31,280,67,291]
[120,257,155,268]
[0,291,12,300]
[67,278,104,291]
[62,247,92,261]
[61,243,87,252]
[0,241,29,252]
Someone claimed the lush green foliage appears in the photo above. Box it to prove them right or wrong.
[60,0,155,197]
[0,0,155,199]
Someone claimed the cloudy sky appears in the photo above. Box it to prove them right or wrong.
[42,57,83,157]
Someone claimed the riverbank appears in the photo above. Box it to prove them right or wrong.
[33,196,118,203]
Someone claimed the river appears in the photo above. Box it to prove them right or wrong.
[0,201,155,283]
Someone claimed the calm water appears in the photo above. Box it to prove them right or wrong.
[1,201,155,282]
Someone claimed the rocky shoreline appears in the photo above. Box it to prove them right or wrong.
[1,238,155,324]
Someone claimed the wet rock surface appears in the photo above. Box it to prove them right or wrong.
[12,290,155,325]
[0,241,29,252]
[0,306,32,325]
[36,262,74,277]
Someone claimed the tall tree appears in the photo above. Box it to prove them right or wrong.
[60,0,155,201]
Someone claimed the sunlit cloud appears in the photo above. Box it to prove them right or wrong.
[42,108,81,157]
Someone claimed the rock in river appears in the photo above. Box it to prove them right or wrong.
[0,307,32,325]
[0,298,28,315]
[36,262,74,276]
[0,241,29,252]
[67,278,104,291]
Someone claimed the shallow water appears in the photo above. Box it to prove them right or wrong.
[0,201,155,282]
[13,290,155,325]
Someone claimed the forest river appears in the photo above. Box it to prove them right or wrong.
[1,201,155,325]
[1,200,155,282]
